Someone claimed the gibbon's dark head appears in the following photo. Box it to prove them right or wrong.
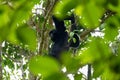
[49,29,57,42]
[69,33,80,48]
[52,16,66,32]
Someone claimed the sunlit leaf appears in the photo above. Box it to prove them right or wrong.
[80,37,111,64]
[61,53,81,73]
[95,0,108,7]
[54,0,80,18]
[44,72,67,80]
[16,24,37,51]
[108,1,120,15]
[0,26,9,41]
[29,56,60,77]
[75,5,83,16]
[101,68,119,80]
[0,6,11,41]
[93,61,108,78]
[0,7,10,28]
[80,2,104,28]
[104,15,119,41]
[0,0,39,43]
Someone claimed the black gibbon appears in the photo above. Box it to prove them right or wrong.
[49,14,80,58]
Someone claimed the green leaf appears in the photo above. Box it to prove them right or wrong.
[95,0,108,7]
[109,0,119,7]
[16,24,37,51]
[108,0,120,13]
[80,1,104,28]
[73,38,77,43]
[44,72,67,80]
[104,15,119,41]
[29,56,60,77]
[0,7,10,28]
[70,32,74,37]
[3,57,14,69]
[11,1,33,25]
[0,0,39,42]
[54,0,80,18]
[74,73,82,80]
[93,61,108,78]
[61,53,81,73]
[0,6,11,41]
[0,26,9,41]
[80,37,111,64]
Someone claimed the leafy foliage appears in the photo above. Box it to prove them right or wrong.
[0,0,120,80]
[0,0,39,51]
[29,56,60,77]
[16,24,37,51]
[2,42,30,79]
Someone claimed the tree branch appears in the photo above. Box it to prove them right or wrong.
[39,0,57,55]
[80,9,116,41]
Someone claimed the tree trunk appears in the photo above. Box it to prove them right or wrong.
[87,64,91,80]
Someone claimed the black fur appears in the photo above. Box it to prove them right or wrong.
[49,15,80,58]
[49,16,69,58]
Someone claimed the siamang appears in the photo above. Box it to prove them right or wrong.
[49,14,80,59]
